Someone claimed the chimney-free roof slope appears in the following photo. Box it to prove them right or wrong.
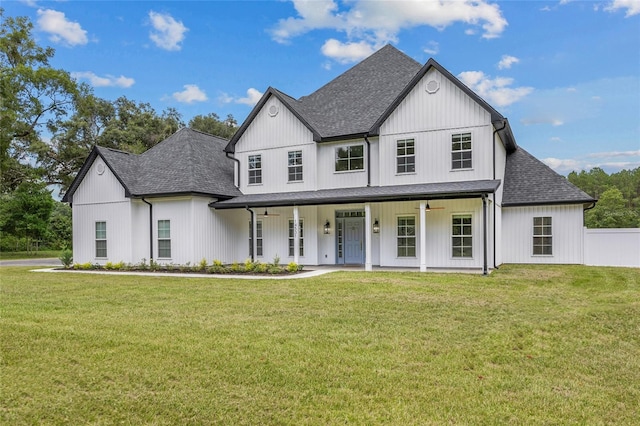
[502,148,595,206]
[63,128,239,202]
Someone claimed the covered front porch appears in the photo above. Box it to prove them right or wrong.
[211,180,500,274]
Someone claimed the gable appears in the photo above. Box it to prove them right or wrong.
[234,95,315,153]
[71,154,127,204]
[380,67,493,136]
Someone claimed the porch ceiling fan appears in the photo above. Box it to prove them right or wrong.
[415,202,445,212]
[257,209,280,217]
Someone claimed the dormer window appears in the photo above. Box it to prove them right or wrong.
[335,145,364,172]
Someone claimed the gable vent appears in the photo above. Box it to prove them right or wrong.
[426,80,440,94]
[268,104,279,117]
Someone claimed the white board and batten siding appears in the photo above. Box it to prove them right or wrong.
[71,157,132,264]
[378,67,495,187]
[235,96,316,194]
[502,205,584,264]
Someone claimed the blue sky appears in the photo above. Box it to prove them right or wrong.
[5,0,640,175]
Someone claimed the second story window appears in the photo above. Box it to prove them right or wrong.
[335,145,364,172]
[288,150,303,182]
[397,139,415,174]
[248,154,262,184]
[451,133,472,170]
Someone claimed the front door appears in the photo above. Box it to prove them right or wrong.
[344,217,364,264]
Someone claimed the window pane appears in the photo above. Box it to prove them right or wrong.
[452,215,472,258]
[351,158,364,170]
[95,222,106,239]
[96,240,107,258]
[158,220,170,238]
[158,240,171,258]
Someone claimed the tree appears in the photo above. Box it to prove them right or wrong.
[46,201,72,249]
[0,181,54,250]
[585,188,639,228]
[188,113,238,139]
[0,9,80,192]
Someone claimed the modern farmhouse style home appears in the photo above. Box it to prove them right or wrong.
[63,45,595,273]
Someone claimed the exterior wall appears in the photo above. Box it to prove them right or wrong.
[316,139,370,190]
[378,67,494,186]
[584,228,640,268]
[71,158,131,265]
[502,205,585,264]
[235,96,316,194]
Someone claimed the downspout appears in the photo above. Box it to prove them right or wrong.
[246,206,254,262]
[226,152,241,189]
[492,120,507,270]
[364,134,371,187]
[482,194,488,276]
[141,198,153,261]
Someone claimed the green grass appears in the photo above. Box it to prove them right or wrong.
[0,250,61,260]
[1,265,639,425]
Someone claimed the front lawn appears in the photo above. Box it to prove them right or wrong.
[1,265,638,424]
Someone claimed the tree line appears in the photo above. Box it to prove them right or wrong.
[568,167,640,228]
[0,10,238,252]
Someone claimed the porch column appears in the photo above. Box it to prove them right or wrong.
[419,201,427,272]
[293,206,300,265]
[364,203,372,271]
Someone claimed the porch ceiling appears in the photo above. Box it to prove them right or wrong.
[210,179,501,209]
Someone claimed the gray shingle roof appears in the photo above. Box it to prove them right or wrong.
[502,148,595,206]
[63,128,240,202]
[211,179,501,209]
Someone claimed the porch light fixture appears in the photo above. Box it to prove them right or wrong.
[373,219,380,234]
[324,220,331,234]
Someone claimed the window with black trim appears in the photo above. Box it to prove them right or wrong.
[451,133,472,169]
[288,219,304,257]
[397,216,416,257]
[95,221,107,258]
[335,145,364,172]
[248,154,262,184]
[452,215,472,258]
[397,139,415,174]
[533,217,552,255]
[288,150,303,182]
[158,220,171,258]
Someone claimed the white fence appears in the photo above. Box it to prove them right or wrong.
[583,228,640,268]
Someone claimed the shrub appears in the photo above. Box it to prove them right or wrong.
[113,261,125,270]
[149,259,160,271]
[286,262,299,273]
[209,260,226,274]
[59,249,73,268]
[230,262,243,273]
[272,254,280,268]
[244,259,255,272]
[104,261,115,270]
[138,259,148,271]
[197,258,208,272]
[254,262,268,273]
[268,265,282,274]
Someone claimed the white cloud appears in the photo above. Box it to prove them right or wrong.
[497,55,519,70]
[321,39,376,64]
[148,11,188,51]
[270,0,507,61]
[457,70,533,107]
[605,0,640,16]
[587,150,640,158]
[219,88,264,106]
[37,9,88,46]
[71,71,134,88]
[423,41,439,56]
[172,85,208,103]
[542,157,581,172]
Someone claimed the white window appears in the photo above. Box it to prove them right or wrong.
[248,155,262,184]
[95,221,107,258]
[158,220,171,258]
[533,217,552,255]
[288,150,303,182]
[451,133,472,170]
[288,219,304,257]
[249,220,263,257]
[397,216,416,257]
[396,139,415,174]
[335,145,364,172]
[452,215,472,258]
